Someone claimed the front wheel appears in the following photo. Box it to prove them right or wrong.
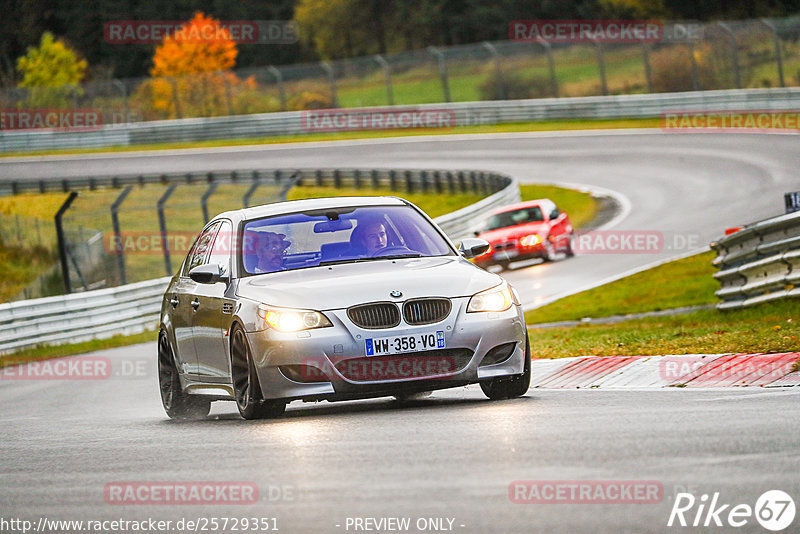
[158,331,211,419]
[480,333,531,400]
[565,233,575,257]
[231,326,286,420]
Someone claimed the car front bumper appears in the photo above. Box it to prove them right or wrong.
[245,297,526,401]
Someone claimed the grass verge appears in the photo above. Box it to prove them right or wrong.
[1,330,156,367]
[525,251,718,325]
[1,117,661,158]
[528,299,800,358]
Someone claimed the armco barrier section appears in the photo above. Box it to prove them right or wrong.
[2,88,800,153]
[0,168,519,353]
[711,210,800,310]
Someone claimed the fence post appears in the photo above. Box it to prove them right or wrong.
[55,192,78,294]
[267,66,287,111]
[201,182,218,224]
[482,42,506,100]
[641,44,653,93]
[243,171,261,207]
[374,55,394,105]
[110,186,133,286]
[687,41,701,90]
[590,37,608,96]
[320,61,339,107]
[157,184,178,276]
[167,77,183,119]
[427,47,451,102]
[536,37,559,98]
[717,22,742,89]
[760,18,785,87]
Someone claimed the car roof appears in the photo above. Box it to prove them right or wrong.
[490,198,555,216]
[212,196,409,223]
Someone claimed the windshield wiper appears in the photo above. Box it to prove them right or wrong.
[318,253,422,266]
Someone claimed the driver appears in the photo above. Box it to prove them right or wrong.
[253,231,291,273]
[357,220,388,255]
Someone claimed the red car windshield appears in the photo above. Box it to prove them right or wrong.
[484,206,543,231]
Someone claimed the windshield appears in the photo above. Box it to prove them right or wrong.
[241,204,454,274]
[484,206,543,231]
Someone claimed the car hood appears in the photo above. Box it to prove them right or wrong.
[236,256,501,310]
[478,223,549,243]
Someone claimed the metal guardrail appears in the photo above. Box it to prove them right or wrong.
[0,168,518,353]
[712,210,800,310]
[3,88,800,153]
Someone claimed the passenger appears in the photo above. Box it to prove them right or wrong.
[254,231,291,273]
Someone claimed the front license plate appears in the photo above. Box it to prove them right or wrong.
[495,249,518,260]
[365,331,445,356]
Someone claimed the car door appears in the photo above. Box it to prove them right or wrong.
[173,221,220,375]
[191,219,234,379]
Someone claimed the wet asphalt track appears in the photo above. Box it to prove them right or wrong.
[2,130,799,532]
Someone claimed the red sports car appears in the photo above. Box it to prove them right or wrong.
[473,199,574,270]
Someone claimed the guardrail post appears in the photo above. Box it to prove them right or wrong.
[315,169,323,186]
[536,37,559,98]
[420,171,429,194]
[371,169,380,189]
[470,171,478,193]
[427,47,451,103]
[243,171,261,207]
[446,171,455,194]
[717,22,742,89]
[333,169,342,188]
[458,171,467,193]
[201,183,218,224]
[433,171,443,193]
[760,18,785,87]
[641,44,653,93]
[354,169,362,189]
[389,170,397,190]
[110,186,133,286]
[55,192,78,294]
[320,61,339,108]
[482,42,506,100]
[405,170,414,193]
[590,37,608,96]
[157,184,178,276]
[267,66,287,111]
[374,55,394,105]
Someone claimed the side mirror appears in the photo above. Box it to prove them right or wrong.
[189,263,229,284]
[458,238,490,259]
[473,230,481,237]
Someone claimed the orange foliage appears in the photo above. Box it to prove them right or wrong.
[151,12,237,77]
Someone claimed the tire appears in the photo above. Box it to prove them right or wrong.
[542,237,556,262]
[565,233,575,257]
[497,260,510,271]
[158,330,211,419]
[480,333,531,400]
[231,326,286,420]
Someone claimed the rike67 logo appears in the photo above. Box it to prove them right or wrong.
[668,490,795,531]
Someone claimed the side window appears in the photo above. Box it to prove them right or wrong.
[182,222,220,277]
[550,207,560,220]
[208,220,232,275]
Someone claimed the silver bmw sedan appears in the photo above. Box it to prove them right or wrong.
[158,196,530,419]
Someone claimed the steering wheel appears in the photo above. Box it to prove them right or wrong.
[370,245,415,257]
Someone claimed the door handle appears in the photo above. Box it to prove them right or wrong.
[191,298,200,311]
[169,297,179,308]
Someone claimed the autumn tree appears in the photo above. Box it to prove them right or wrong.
[16,32,87,107]
[137,12,251,118]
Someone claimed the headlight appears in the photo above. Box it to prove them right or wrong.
[467,282,517,313]
[520,234,542,247]
[257,304,332,333]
